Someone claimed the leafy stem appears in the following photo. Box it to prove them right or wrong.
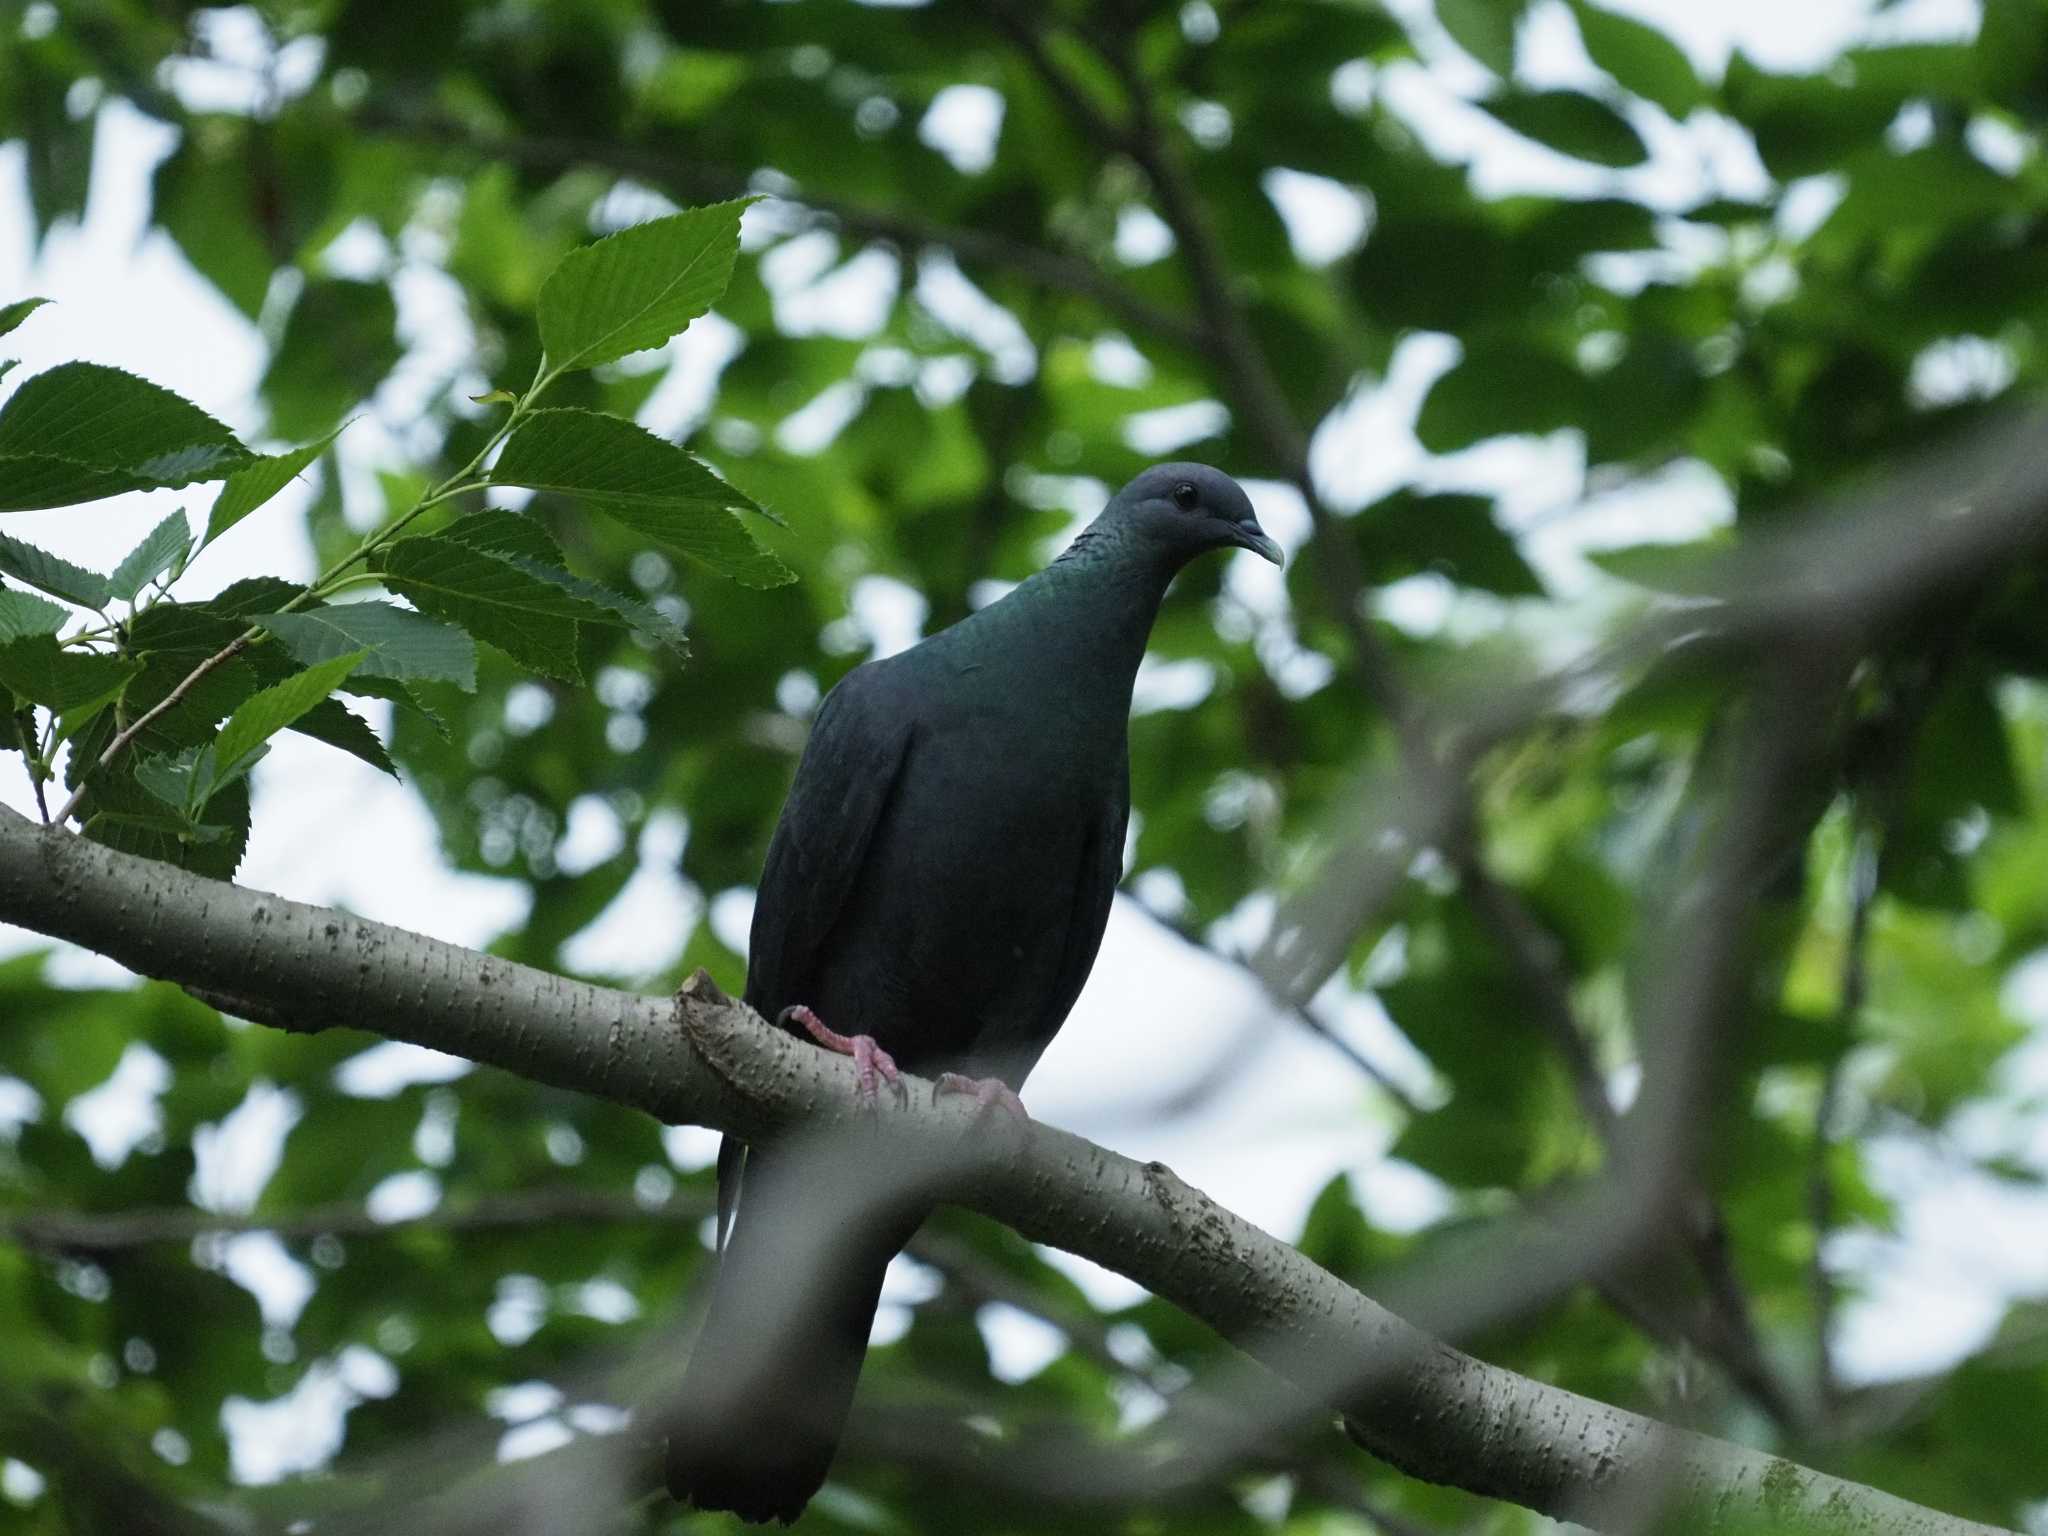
[51,363,549,828]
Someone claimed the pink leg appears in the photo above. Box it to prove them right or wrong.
[779,1005,903,1107]
[933,1073,1029,1120]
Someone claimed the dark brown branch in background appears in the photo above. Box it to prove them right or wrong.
[351,100,1209,355]
[981,5,1798,1429]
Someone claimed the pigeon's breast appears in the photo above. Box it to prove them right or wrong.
[805,693,1121,1077]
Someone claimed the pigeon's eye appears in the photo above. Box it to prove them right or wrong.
[1171,481,1199,512]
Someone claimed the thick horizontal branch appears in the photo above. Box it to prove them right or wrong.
[0,804,2010,1536]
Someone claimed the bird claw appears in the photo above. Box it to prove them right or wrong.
[780,1005,905,1108]
[932,1073,1029,1121]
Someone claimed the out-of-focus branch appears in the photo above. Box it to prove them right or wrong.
[351,99,1209,354]
[0,804,2005,1534]
[3,1187,713,1253]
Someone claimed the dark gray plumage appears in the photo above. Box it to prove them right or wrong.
[665,463,1279,1522]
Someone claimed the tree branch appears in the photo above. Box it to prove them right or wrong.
[351,99,1209,355]
[0,806,2009,1535]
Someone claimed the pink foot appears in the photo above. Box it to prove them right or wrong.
[933,1073,1029,1120]
[780,1005,904,1107]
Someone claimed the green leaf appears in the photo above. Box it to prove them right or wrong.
[0,588,68,642]
[538,199,753,375]
[439,508,691,658]
[107,512,193,602]
[1587,536,1734,595]
[1416,339,1586,452]
[289,696,397,778]
[261,280,401,442]
[205,430,339,547]
[378,533,602,682]
[0,297,50,340]
[491,409,793,587]
[212,649,367,784]
[133,743,246,817]
[0,363,252,509]
[1482,90,1648,167]
[1356,491,1544,597]
[1568,2,1706,117]
[257,602,478,691]
[0,529,111,607]
[342,674,451,740]
[1435,0,1522,75]
[0,635,140,711]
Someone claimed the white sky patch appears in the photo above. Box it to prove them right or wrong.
[497,1418,575,1463]
[850,573,930,658]
[1114,205,1176,265]
[218,1231,316,1330]
[2,1459,46,1503]
[221,1347,393,1485]
[978,1302,1068,1383]
[487,1275,549,1346]
[365,1169,442,1223]
[1131,657,1216,716]
[919,84,1005,174]
[1088,333,1153,388]
[662,1122,723,1171]
[192,1082,302,1212]
[561,811,697,979]
[775,378,867,454]
[764,235,900,338]
[1262,169,1370,266]
[555,795,627,877]
[630,310,745,440]
[914,253,1036,382]
[488,1380,564,1422]
[334,1041,473,1099]
[1123,400,1229,456]
[0,1076,40,1139]
[708,887,756,957]
[63,1044,168,1168]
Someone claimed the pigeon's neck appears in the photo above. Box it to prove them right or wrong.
[986,517,1178,687]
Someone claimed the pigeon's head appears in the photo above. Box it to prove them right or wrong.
[1109,462,1282,567]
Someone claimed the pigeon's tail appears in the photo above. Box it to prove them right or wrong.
[665,1138,923,1524]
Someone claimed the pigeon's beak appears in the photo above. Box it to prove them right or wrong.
[1232,519,1284,566]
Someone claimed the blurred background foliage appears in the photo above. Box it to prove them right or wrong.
[4,0,2048,1530]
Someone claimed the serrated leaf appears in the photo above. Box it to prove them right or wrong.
[205,429,339,547]
[0,588,68,642]
[378,535,595,681]
[537,199,753,375]
[107,512,193,602]
[491,409,792,587]
[342,674,451,740]
[0,636,140,711]
[257,602,477,691]
[0,363,252,509]
[1569,2,1706,117]
[0,529,111,607]
[0,298,50,340]
[212,649,366,784]
[289,696,396,778]
[1483,89,1649,167]
[439,508,690,657]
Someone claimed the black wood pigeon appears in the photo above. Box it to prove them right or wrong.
[665,463,1280,1521]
